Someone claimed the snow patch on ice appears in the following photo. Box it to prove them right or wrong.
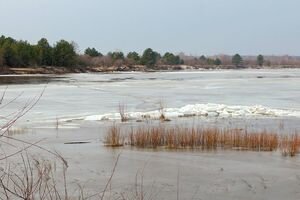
[83,103,300,121]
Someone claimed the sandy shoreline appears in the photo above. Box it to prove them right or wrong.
[1,65,300,76]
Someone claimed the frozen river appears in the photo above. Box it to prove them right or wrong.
[1,68,300,126]
[1,69,300,200]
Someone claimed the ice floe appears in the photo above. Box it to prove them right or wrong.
[84,103,300,121]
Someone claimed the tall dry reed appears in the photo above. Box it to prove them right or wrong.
[106,124,299,156]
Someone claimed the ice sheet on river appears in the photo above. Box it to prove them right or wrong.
[84,103,300,121]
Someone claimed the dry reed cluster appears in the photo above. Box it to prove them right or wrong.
[106,124,300,157]
[104,124,124,147]
[280,134,299,157]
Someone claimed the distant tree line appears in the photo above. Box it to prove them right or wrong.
[0,36,77,67]
[81,47,183,68]
[1,35,299,69]
[182,54,268,68]
[0,35,184,68]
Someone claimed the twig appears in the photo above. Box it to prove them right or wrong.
[100,153,121,200]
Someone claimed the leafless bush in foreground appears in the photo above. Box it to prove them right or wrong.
[0,153,68,200]
[0,86,71,199]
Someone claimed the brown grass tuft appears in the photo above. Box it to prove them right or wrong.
[104,123,124,147]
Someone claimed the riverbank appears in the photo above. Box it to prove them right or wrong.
[1,65,300,75]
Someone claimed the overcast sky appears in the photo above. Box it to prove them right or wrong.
[0,0,299,55]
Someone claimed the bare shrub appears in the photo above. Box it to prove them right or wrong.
[158,101,170,122]
[0,153,69,200]
[119,103,129,122]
